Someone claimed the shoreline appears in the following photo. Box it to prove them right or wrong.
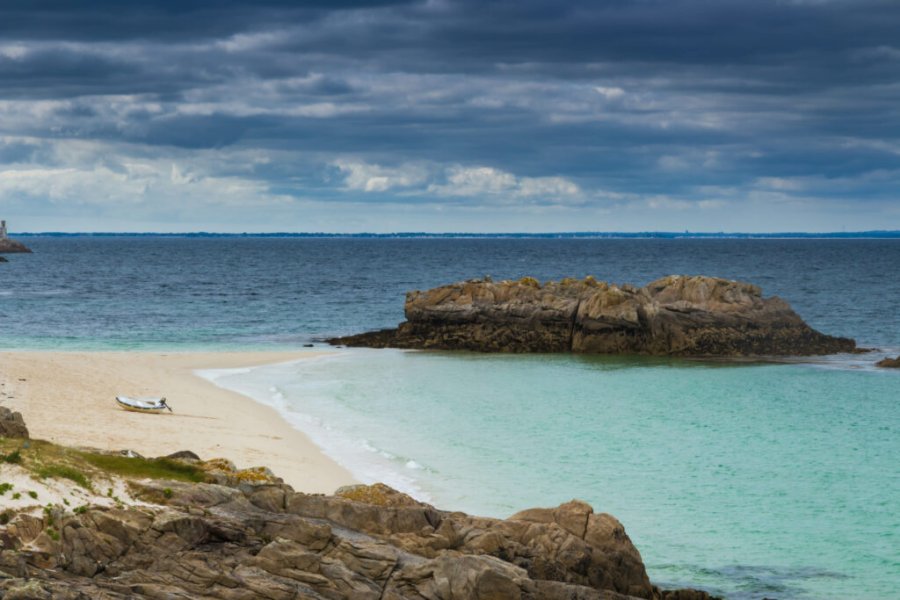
[0,350,357,494]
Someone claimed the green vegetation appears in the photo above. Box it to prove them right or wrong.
[0,511,10,525]
[46,527,59,541]
[0,438,213,523]
[79,453,206,483]
[0,437,207,497]
[2,449,22,464]
[37,465,91,489]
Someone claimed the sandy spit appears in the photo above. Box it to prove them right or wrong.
[0,351,357,494]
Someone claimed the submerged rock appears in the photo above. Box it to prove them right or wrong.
[330,275,856,356]
[876,355,900,368]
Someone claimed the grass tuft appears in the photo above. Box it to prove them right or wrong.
[36,465,92,489]
[2,450,22,464]
[79,453,206,483]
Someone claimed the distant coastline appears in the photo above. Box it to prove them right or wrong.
[13,230,900,239]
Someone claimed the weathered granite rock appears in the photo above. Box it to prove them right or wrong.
[331,275,856,356]
[0,412,716,598]
[0,479,719,600]
[0,238,31,253]
[164,449,201,461]
[876,355,900,368]
[0,406,29,439]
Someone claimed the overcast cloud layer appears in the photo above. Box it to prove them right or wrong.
[1,0,898,232]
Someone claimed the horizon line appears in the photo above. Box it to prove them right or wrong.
[9,230,900,239]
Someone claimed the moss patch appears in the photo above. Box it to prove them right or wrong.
[78,453,207,483]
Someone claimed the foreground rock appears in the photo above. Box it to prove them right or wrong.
[0,479,716,600]
[0,434,717,599]
[330,275,855,356]
[0,406,29,439]
[876,355,900,368]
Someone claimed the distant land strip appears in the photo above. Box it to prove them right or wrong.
[12,230,900,239]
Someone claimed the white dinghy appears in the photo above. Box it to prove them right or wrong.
[116,396,172,413]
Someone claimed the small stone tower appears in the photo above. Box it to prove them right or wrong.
[0,220,30,252]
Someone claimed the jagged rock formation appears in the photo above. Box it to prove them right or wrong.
[330,275,855,356]
[0,407,29,439]
[876,355,900,368]
[0,412,715,599]
[0,477,715,600]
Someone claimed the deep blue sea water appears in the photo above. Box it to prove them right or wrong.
[2,237,898,599]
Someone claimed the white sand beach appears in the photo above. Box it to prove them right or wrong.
[0,351,356,494]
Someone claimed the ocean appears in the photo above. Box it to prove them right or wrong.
[2,237,898,599]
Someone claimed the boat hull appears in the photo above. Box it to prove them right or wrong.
[116,396,169,413]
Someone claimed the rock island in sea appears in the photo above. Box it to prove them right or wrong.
[0,220,32,254]
[330,275,856,356]
[0,407,716,599]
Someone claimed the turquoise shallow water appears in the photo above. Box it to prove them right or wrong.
[208,349,900,600]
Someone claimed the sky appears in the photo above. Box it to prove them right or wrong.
[0,0,898,233]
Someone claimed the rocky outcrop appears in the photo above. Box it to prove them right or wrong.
[0,437,717,600]
[331,275,855,356]
[0,410,717,598]
[876,355,900,368]
[0,238,31,253]
[0,407,29,439]
[0,477,717,600]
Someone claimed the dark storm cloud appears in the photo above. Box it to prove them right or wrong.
[0,0,898,231]
[0,1,417,41]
